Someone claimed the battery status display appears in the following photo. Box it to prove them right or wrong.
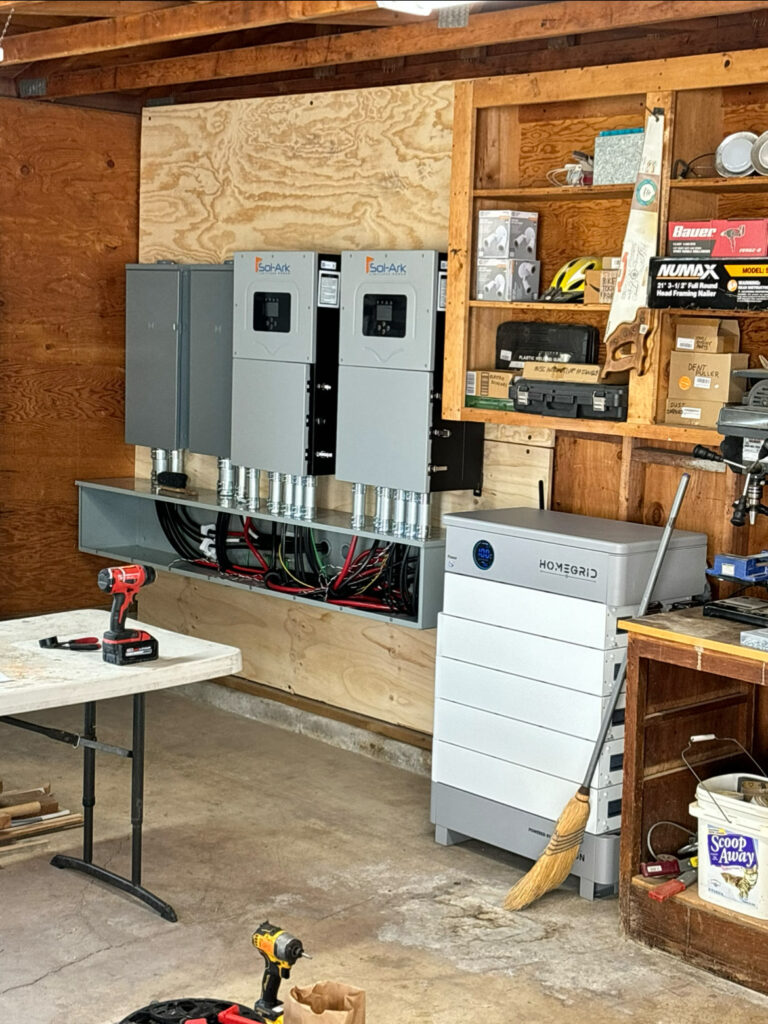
[473,539,494,570]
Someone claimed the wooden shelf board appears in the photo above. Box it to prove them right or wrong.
[459,406,718,443]
[632,875,768,934]
[473,184,633,200]
[669,176,768,194]
[468,300,610,312]
[652,306,768,319]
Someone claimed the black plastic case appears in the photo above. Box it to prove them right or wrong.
[496,321,599,367]
[513,380,629,420]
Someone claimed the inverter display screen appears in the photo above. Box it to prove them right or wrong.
[253,291,291,332]
[362,294,407,338]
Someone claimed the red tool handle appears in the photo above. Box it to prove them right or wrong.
[648,879,686,901]
[219,1007,259,1024]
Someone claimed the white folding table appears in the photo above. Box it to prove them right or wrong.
[0,608,241,921]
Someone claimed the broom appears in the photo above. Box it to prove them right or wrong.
[504,472,691,911]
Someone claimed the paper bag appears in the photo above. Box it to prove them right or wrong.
[284,980,365,1024]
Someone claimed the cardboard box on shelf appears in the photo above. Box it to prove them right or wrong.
[475,258,541,302]
[466,369,517,399]
[584,268,619,305]
[668,219,768,258]
[667,351,748,401]
[648,258,768,310]
[665,399,723,428]
[521,362,602,384]
[674,318,740,353]
[477,210,539,259]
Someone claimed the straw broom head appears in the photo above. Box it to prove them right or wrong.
[503,786,590,911]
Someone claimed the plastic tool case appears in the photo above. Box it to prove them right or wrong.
[496,321,599,368]
[513,379,629,420]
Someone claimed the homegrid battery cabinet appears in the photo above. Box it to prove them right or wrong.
[431,509,707,899]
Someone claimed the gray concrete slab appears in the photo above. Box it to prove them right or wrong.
[1,690,767,1024]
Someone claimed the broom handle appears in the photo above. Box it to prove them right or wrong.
[581,472,691,790]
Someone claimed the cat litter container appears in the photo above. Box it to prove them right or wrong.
[690,771,768,920]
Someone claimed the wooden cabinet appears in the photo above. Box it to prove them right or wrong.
[443,65,768,444]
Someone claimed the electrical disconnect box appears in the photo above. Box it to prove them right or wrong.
[230,251,341,518]
[335,250,483,538]
[124,262,234,460]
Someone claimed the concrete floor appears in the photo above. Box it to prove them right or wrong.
[2,690,768,1024]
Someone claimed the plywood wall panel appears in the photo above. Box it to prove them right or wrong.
[0,98,139,618]
[139,82,454,261]
[137,83,554,735]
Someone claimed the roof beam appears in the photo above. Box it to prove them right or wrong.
[28,0,768,98]
[0,0,380,67]
[0,1,184,14]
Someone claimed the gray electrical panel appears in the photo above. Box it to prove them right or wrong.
[124,262,233,457]
[335,250,483,494]
[230,251,341,476]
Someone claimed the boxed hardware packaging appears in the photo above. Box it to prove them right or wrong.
[476,258,541,302]
[593,127,644,185]
[668,219,768,258]
[584,268,619,304]
[465,369,516,410]
[648,258,768,310]
[674,317,740,353]
[477,209,539,259]
[664,398,725,428]
[667,352,748,401]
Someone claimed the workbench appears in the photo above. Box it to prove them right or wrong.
[0,609,241,921]
[620,607,768,994]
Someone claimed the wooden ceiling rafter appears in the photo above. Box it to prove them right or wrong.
[17,0,768,99]
[0,0,382,66]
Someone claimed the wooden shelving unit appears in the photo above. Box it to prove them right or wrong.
[442,76,768,440]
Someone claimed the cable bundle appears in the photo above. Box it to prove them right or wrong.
[154,503,419,618]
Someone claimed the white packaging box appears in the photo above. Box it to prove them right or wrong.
[477,209,539,259]
[475,258,541,301]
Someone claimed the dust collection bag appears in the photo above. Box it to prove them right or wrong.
[284,981,365,1024]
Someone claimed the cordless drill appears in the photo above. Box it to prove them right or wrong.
[252,921,309,1022]
[97,564,159,665]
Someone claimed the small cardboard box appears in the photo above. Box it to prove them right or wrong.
[466,368,516,398]
[477,209,539,259]
[665,398,724,428]
[475,258,540,301]
[668,351,748,401]
[584,269,619,305]
[521,361,602,383]
[674,317,740,353]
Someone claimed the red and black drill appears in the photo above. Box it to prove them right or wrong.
[97,564,159,666]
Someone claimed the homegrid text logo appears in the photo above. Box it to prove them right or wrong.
[254,256,291,273]
[365,256,407,274]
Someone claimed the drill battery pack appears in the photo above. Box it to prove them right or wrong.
[102,630,159,665]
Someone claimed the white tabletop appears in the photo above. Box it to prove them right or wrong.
[0,609,242,716]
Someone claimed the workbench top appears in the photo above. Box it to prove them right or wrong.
[0,609,242,716]
[619,606,768,664]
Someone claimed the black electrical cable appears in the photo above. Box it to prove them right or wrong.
[215,512,233,572]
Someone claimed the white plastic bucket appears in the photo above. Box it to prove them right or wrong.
[690,772,768,920]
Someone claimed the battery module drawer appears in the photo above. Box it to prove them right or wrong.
[513,379,629,420]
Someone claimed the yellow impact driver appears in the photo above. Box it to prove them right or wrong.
[252,921,310,1022]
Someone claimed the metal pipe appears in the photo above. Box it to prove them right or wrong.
[235,465,248,509]
[169,449,185,474]
[150,448,169,492]
[374,486,393,533]
[280,474,293,516]
[246,468,260,511]
[406,491,419,539]
[291,475,304,519]
[267,471,281,516]
[415,491,431,540]
[217,457,234,504]
[351,482,366,530]
[302,476,316,521]
[393,488,408,538]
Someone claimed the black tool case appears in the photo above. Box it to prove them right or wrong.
[513,379,629,420]
[496,321,600,367]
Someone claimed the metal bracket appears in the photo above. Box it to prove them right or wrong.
[17,77,46,98]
